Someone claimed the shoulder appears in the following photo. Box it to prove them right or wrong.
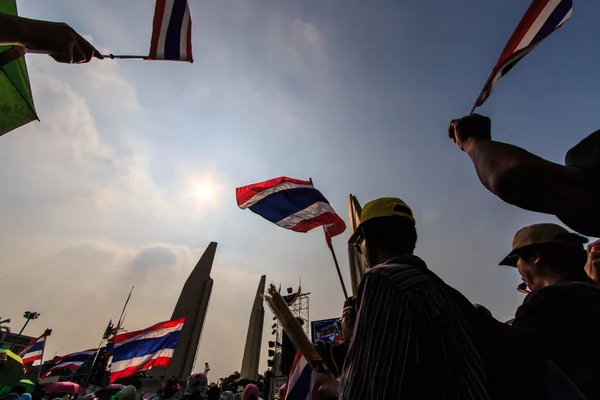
[365,255,439,289]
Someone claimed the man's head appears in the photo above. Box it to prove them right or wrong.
[349,197,416,268]
[500,223,588,291]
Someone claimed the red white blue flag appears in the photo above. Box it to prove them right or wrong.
[18,334,46,370]
[286,352,319,400]
[148,0,193,62]
[110,317,185,383]
[42,349,97,378]
[236,177,346,240]
[473,0,572,110]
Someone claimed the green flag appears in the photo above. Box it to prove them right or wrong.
[0,0,38,136]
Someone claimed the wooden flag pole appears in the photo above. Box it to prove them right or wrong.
[309,178,349,300]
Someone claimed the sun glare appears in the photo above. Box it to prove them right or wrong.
[195,183,215,201]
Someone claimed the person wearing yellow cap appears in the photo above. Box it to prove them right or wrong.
[502,223,600,399]
[319,197,490,400]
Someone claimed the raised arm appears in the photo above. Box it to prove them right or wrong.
[0,12,102,63]
[449,114,593,215]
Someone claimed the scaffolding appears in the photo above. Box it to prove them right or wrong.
[289,292,310,337]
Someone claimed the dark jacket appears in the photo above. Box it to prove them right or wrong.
[513,276,600,399]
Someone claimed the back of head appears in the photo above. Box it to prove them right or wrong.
[362,216,417,255]
[241,384,258,400]
[565,129,600,169]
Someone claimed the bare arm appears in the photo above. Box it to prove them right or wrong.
[449,114,594,216]
[0,13,27,46]
[0,12,102,63]
[466,139,590,214]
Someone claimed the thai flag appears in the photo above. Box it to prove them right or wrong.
[18,335,46,370]
[236,177,346,240]
[286,352,319,400]
[473,0,572,110]
[109,317,185,383]
[42,349,97,378]
[148,0,193,62]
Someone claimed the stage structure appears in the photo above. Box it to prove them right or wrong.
[151,242,217,380]
[268,286,310,377]
[240,275,266,381]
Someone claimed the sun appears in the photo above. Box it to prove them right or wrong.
[195,183,215,201]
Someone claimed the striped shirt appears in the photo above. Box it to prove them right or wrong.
[339,255,489,400]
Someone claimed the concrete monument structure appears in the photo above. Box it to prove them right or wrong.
[239,275,266,381]
[155,242,217,380]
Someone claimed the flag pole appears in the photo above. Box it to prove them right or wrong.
[116,286,134,332]
[37,329,51,380]
[309,178,349,300]
[102,54,148,60]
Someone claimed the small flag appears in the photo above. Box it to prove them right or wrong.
[148,0,193,62]
[18,334,46,370]
[286,351,319,400]
[42,349,97,378]
[236,177,346,238]
[110,317,185,383]
[473,0,572,110]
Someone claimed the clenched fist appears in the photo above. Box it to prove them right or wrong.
[448,114,492,152]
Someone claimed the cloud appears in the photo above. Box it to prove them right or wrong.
[266,15,329,81]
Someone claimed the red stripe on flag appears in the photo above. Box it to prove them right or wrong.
[110,356,172,383]
[113,317,185,344]
[236,177,312,206]
[291,212,346,234]
[149,0,167,59]
[496,0,549,65]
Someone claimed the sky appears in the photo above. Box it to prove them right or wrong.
[1,0,600,382]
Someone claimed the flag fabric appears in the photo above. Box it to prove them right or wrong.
[18,335,46,369]
[473,0,572,110]
[286,352,319,400]
[148,0,193,62]
[110,317,185,383]
[42,349,96,378]
[236,177,346,238]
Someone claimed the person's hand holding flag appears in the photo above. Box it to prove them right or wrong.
[0,13,103,64]
[448,114,492,153]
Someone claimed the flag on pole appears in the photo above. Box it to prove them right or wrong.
[110,317,185,382]
[286,351,319,400]
[148,0,193,62]
[472,0,572,110]
[236,176,346,238]
[42,349,97,378]
[18,334,46,370]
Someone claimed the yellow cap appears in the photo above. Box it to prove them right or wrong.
[499,223,588,267]
[349,197,414,244]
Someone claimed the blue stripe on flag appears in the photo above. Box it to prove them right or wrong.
[287,364,313,400]
[61,353,95,363]
[165,0,187,60]
[531,0,571,45]
[112,331,181,363]
[27,341,44,353]
[248,187,330,223]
